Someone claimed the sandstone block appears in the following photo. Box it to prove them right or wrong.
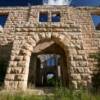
[71,81,78,89]
[17,61,26,67]
[9,61,17,67]
[5,74,15,81]
[81,74,91,80]
[71,74,81,80]
[73,55,83,60]
[15,56,23,61]
[23,43,33,52]
[8,67,23,74]
[33,33,40,42]
[20,49,31,56]
[14,74,25,81]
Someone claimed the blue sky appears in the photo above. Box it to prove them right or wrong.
[0,0,42,6]
[0,0,99,6]
[71,0,100,6]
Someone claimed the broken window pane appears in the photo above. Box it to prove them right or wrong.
[52,12,60,22]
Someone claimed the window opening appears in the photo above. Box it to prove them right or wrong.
[91,15,100,30]
[39,12,48,22]
[0,15,8,27]
[51,12,60,22]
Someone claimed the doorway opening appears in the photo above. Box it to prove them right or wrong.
[28,40,69,88]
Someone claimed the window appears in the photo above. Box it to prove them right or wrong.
[0,15,8,27]
[46,55,59,67]
[39,11,61,22]
[91,15,100,30]
[39,12,48,22]
[47,57,56,67]
[51,12,60,22]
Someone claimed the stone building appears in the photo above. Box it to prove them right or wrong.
[0,5,100,90]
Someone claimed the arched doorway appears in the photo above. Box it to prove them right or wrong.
[28,40,69,88]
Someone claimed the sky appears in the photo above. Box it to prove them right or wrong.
[0,0,99,6]
[71,0,100,6]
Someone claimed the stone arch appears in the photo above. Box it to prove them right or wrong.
[23,32,72,54]
[5,32,90,90]
[21,32,74,89]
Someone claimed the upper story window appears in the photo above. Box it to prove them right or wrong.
[51,12,60,22]
[39,12,48,22]
[0,14,8,33]
[0,15,8,27]
[39,11,61,22]
[91,14,100,30]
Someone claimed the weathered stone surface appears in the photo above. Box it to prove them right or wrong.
[23,43,34,52]
[71,74,81,80]
[5,74,15,81]
[14,56,23,61]
[7,67,25,74]
[9,61,17,67]
[14,74,25,81]
[17,61,26,67]
[20,49,31,56]
[73,55,83,60]
[71,81,78,89]
[0,6,99,90]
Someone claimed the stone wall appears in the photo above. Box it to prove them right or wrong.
[0,6,99,90]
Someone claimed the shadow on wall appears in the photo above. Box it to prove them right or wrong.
[90,52,100,92]
[0,42,13,88]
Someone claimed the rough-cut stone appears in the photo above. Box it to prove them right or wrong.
[5,74,15,81]
[71,81,78,89]
[0,6,98,90]
[71,74,81,80]
[17,61,26,67]
[14,56,23,61]
[9,61,17,67]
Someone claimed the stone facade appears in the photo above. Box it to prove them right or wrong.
[0,6,100,90]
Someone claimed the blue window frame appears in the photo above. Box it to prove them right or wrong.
[0,15,8,27]
[52,12,60,22]
[39,12,48,22]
